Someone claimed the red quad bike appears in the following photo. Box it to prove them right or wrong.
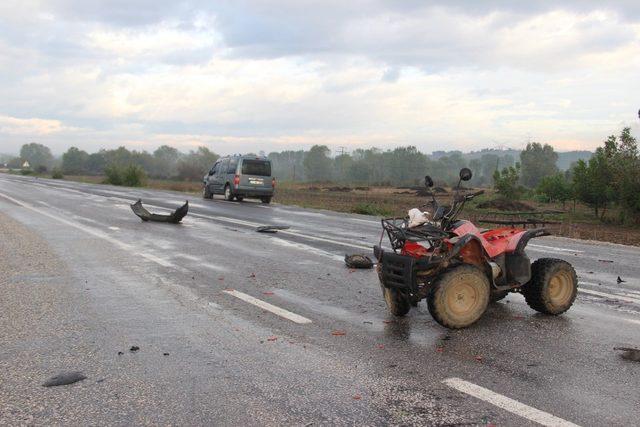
[373,168,578,329]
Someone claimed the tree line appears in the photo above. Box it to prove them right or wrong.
[4,128,637,223]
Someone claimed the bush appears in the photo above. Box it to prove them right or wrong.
[51,168,64,179]
[36,165,48,173]
[351,202,391,216]
[104,164,147,187]
[20,169,32,175]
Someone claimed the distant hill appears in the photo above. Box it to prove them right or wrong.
[557,151,593,170]
[430,148,592,171]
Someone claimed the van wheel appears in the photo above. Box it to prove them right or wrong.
[224,185,234,201]
[202,184,212,199]
[236,196,244,202]
[261,196,272,204]
[427,265,490,329]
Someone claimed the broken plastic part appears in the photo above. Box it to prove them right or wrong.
[256,225,290,233]
[130,199,188,223]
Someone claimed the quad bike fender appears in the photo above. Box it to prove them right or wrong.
[510,228,550,253]
[448,235,493,282]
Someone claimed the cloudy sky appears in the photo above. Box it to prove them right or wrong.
[1,0,639,155]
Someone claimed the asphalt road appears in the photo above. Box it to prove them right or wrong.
[1,173,639,426]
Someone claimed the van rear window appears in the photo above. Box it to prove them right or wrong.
[242,160,271,176]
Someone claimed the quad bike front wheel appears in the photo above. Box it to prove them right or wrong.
[522,258,577,315]
[382,287,411,317]
[427,264,490,329]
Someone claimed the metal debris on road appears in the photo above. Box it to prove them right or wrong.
[130,199,188,223]
[617,276,626,283]
[256,225,290,233]
[42,372,87,387]
[344,254,373,269]
[129,345,140,352]
[614,347,640,362]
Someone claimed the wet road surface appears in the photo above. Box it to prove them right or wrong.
[1,174,639,426]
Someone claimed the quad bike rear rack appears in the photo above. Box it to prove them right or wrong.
[477,211,561,228]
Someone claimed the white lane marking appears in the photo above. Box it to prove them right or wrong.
[443,378,581,427]
[625,318,640,326]
[0,191,181,270]
[108,226,120,231]
[579,288,640,305]
[528,244,583,253]
[222,289,312,324]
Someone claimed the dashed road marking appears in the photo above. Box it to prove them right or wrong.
[528,244,583,253]
[222,289,312,324]
[579,287,640,305]
[443,378,581,427]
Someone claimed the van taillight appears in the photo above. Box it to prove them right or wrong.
[272,178,276,188]
[234,175,240,188]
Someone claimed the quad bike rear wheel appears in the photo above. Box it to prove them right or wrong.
[427,264,490,329]
[382,287,411,317]
[522,258,577,315]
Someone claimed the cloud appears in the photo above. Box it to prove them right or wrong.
[0,1,639,155]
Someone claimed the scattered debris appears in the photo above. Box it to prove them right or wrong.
[331,330,347,336]
[598,259,614,263]
[117,351,123,356]
[474,355,483,362]
[614,347,640,362]
[617,276,626,283]
[354,186,370,191]
[267,336,278,342]
[129,345,140,352]
[377,344,385,349]
[43,372,87,387]
[344,254,373,269]
[263,291,274,295]
[352,394,362,400]
[256,225,290,233]
[130,199,188,223]
[163,353,169,356]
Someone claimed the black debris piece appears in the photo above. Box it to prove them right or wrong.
[345,254,373,269]
[117,351,123,356]
[614,347,640,362]
[43,372,87,387]
[256,225,290,233]
[617,276,626,283]
[130,199,188,223]
[129,345,140,352]
[163,353,170,356]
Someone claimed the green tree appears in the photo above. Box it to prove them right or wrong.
[176,146,219,181]
[20,142,53,170]
[62,147,90,174]
[493,163,521,199]
[152,145,180,178]
[520,142,558,188]
[303,145,332,182]
[537,173,572,207]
